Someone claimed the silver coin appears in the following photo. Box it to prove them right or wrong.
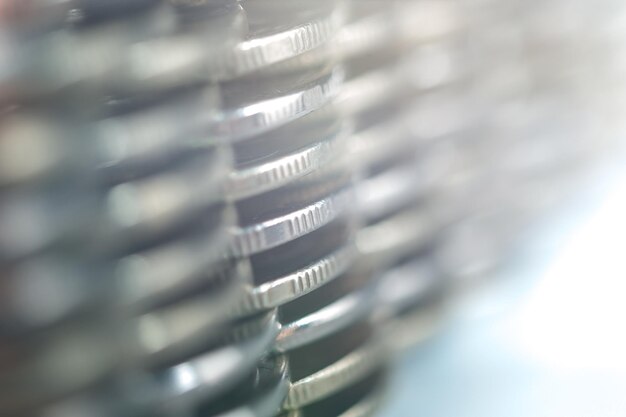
[0,254,109,336]
[1,5,184,100]
[213,66,343,143]
[171,0,247,38]
[0,317,119,415]
[282,320,386,409]
[384,299,445,354]
[393,1,460,44]
[0,0,162,31]
[0,112,77,187]
[129,263,244,366]
[286,367,388,417]
[117,224,234,311]
[196,355,289,417]
[7,376,152,417]
[356,204,438,273]
[348,107,414,168]
[228,110,350,200]
[377,257,440,317]
[0,185,97,260]
[356,151,426,222]
[153,310,280,412]
[376,253,447,352]
[335,2,398,60]
[209,1,345,80]
[234,219,357,315]
[400,40,462,91]
[94,87,220,181]
[104,149,229,253]
[275,271,376,353]
[337,52,407,117]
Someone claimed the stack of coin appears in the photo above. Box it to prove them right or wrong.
[334,0,463,356]
[0,1,467,415]
[0,106,115,416]
[430,0,585,286]
[1,1,242,416]
[215,2,376,416]
[5,0,616,416]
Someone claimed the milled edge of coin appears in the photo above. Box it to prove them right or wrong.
[283,337,386,409]
[214,67,344,143]
[158,310,280,407]
[274,281,375,353]
[230,187,353,257]
[213,5,346,79]
[235,242,356,316]
[227,124,350,200]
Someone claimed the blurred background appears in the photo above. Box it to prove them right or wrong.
[1,0,626,416]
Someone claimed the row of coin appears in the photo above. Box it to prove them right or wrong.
[431,0,621,287]
[0,1,464,416]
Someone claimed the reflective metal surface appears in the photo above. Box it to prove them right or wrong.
[2,0,622,416]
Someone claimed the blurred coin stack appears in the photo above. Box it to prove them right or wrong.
[336,0,464,355]
[4,0,617,416]
[432,0,626,289]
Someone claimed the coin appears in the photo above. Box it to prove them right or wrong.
[151,310,279,412]
[282,320,385,409]
[287,367,388,417]
[195,355,289,417]
[275,270,375,352]
[234,219,357,315]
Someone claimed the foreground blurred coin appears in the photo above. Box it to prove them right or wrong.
[356,203,437,273]
[194,355,289,417]
[211,0,345,80]
[212,65,343,142]
[149,310,279,413]
[116,205,234,311]
[377,256,446,352]
[103,148,228,254]
[129,260,242,365]
[0,254,108,336]
[94,86,220,183]
[0,0,161,30]
[0,317,119,415]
